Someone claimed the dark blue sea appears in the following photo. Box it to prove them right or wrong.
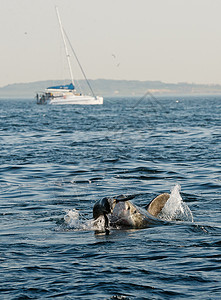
[0,95,221,299]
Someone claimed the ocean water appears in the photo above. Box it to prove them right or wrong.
[0,95,221,299]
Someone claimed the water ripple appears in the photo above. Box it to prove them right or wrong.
[0,97,221,299]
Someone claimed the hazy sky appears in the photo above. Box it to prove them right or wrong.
[1,0,221,87]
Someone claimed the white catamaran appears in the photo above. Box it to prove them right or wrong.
[36,7,103,105]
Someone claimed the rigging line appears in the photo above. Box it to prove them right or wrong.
[63,29,97,99]
[55,7,75,88]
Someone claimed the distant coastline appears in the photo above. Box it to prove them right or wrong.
[1,79,221,98]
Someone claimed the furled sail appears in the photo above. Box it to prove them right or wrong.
[47,83,75,90]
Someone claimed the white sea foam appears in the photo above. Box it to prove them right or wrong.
[158,184,193,222]
[64,208,108,233]
[64,209,93,230]
[92,215,106,232]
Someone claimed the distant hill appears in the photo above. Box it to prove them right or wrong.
[1,79,221,98]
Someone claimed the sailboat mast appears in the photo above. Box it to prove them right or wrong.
[55,7,75,88]
[63,30,97,99]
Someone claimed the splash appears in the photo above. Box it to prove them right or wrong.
[64,208,110,233]
[64,209,93,230]
[158,184,193,222]
[63,184,193,232]
[63,208,106,232]
[92,215,107,233]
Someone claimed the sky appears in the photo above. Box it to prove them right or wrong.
[1,0,221,87]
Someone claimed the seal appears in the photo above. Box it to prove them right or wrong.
[93,193,170,234]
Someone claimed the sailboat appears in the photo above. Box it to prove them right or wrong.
[36,7,103,105]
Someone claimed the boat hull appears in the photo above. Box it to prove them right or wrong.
[48,95,103,105]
